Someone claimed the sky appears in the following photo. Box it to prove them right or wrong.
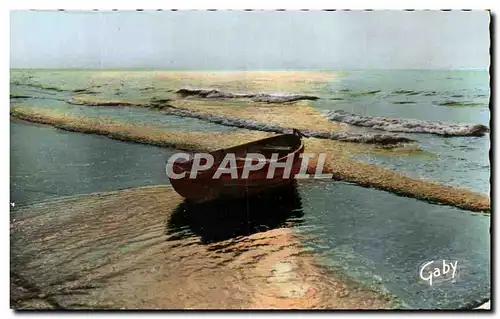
[10,10,490,69]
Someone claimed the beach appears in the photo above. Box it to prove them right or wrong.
[10,69,490,309]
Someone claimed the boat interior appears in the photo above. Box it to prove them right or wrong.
[212,134,303,163]
[174,134,303,171]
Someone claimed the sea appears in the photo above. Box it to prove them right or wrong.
[10,69,490,309]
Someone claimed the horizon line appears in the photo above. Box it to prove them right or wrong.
[9,67,489,71]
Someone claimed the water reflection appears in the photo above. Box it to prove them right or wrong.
[166,183,304,244]
[10,121,176,206]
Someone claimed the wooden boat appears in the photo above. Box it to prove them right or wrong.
[168,130,305,202]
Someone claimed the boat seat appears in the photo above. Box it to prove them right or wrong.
[236,156,270,162]
[261,145,293,151]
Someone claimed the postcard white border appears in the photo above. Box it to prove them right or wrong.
[2,1,495,318]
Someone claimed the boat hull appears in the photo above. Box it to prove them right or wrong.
[168,134,305,202]
[170,166,301,202]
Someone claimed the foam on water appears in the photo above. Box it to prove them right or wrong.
[176,88,320,103]
[163,107,414,145]
[324,109,489,137]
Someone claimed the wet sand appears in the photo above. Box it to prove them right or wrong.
[11,186,396,309]
[10,120,489,310]
[10,69,490,309]
[10,69,490,199]
[10,107,490,212]
[67,94,344,132]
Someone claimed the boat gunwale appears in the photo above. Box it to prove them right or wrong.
[170,133,305,179]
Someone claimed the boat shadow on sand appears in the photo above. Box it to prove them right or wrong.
[165,183,304,244]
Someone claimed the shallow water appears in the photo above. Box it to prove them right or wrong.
[354,134,490,194]
[10,122,490,309]
[315,70,490,121]
[10,121,177,205]
[313,70,490,195]
[11,184,396,309]
[10,69,491,194]
[297,181,490,309]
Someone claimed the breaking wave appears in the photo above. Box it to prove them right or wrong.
[68,99,140,107]
[176,88,319,103]
[324,110,489,137]
[10,94,67,102]
[162,107,413,145]
[11,82,97,94]
[61,97,413,145]
[337,90,381,97]
[434,100,486,107]
[392,101,416,105]
[391,90,424,96]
